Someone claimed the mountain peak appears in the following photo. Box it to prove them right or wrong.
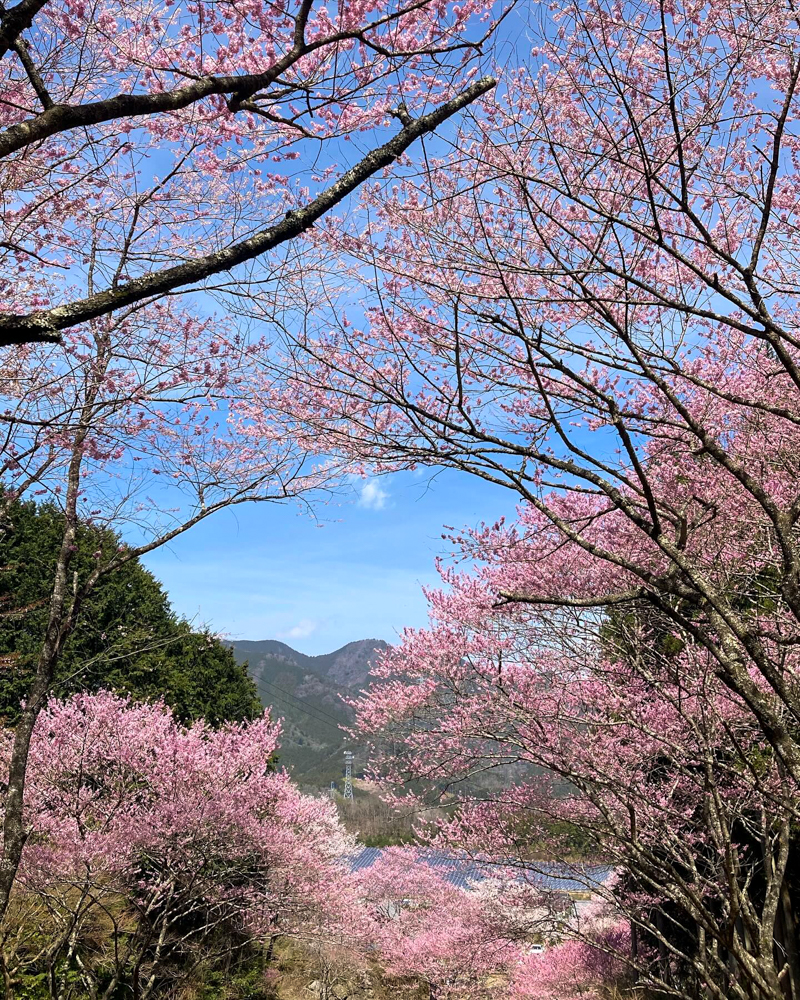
[230,637,389,689]
[227,637,389,787]
[310,638,389,688]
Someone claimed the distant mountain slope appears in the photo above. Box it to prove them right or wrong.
[310,638,389,687]
[231,637,387,689]
[227,638,388,790]
[230,639,316,670]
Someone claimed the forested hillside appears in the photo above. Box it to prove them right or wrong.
[0,498,262,726]
[229,639,387,786]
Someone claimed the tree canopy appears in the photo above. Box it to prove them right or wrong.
[0,497,261,726]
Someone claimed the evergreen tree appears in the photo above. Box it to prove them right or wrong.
[0,498,260,726]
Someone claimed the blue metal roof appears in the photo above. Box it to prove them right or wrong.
[347,847,612,893]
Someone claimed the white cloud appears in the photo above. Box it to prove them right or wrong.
[278,618,318,640]
[358,478,389,510]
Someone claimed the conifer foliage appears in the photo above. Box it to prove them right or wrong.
[0,497,261,726]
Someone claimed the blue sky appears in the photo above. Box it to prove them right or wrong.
[138,5,533,655]
[143,468,516,654]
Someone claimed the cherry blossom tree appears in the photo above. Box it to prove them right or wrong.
[350,533,800,999]
[354,847,629,1000]
[0,295,355,927]
[275,1,800,997]
[0,0,500,922]
[2,690,356,997]
[354,847,548,1000]
[512,920,630,1000]
[0,0,499,347]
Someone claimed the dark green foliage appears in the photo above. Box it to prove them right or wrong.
[0,497,261,726]
[356,832,416,848]
[228,643,353,785]
[8,933,277,1000]
[194,956,276,999]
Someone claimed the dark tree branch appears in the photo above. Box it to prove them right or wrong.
[10,35,52,109]
[0,77,496,347]
[0,0,48,59]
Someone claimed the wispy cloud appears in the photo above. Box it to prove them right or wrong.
[279,618,318,640]
[358,478,389,510]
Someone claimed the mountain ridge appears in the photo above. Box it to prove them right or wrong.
[230,637,388,689]
[227,637,389,788]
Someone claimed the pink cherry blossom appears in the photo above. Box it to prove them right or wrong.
[4,690,358,995]
[277,3,800,997]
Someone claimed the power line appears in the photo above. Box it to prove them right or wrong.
[255,675,349,728]
[246,675,367,785]
[238,659,357,727]
[253,679,343,733]
[252,675,349,734]
[263,678,352,727]
[293,740,363,781]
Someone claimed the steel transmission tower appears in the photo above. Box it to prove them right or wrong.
[343,750,354,802]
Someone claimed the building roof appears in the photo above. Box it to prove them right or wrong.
[347,846,613,893]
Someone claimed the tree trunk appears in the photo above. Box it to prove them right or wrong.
[0,428,88,920]
[0,631,65,918]
[776,880,800,1000]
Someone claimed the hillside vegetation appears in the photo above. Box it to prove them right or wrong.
[229,639,387,787]
[0,499,261,727]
